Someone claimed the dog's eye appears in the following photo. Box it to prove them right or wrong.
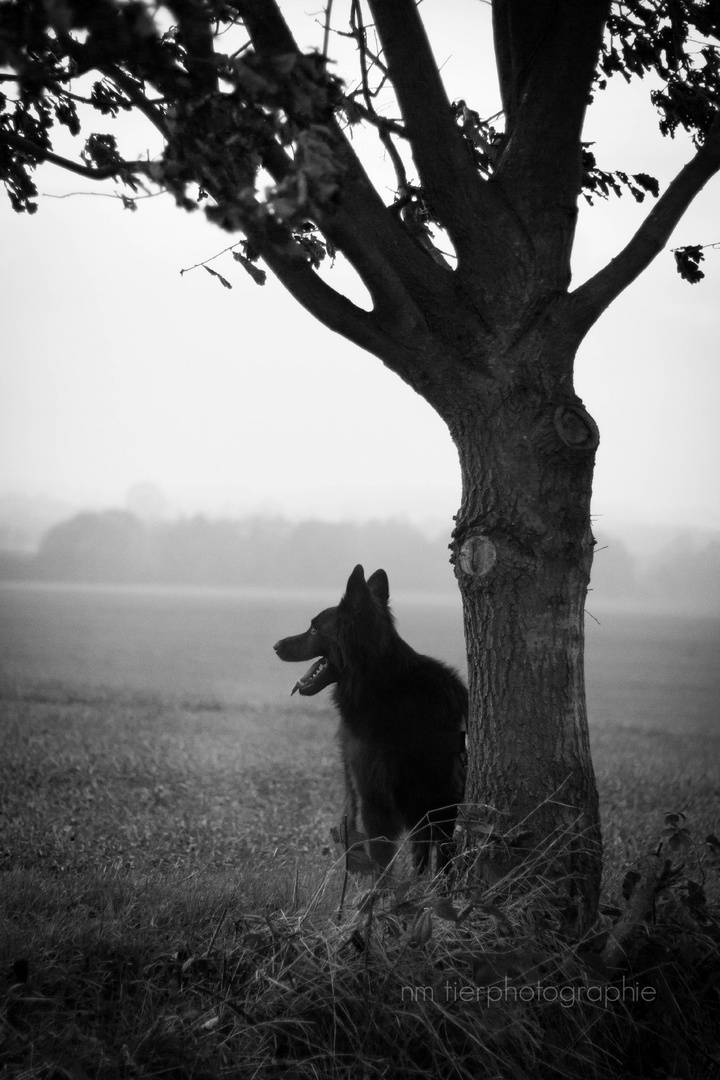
[309,625,317,635]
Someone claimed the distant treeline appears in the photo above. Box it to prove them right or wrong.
[0,510,457,592]
[0,509,718,611]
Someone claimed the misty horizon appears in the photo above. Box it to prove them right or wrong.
[2,484,720,554]
[1,497,718,616]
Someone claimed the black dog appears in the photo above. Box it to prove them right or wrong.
[274,565,467,872]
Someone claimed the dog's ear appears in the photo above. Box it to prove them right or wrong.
[344,564,367,610]
[367,569,389,606]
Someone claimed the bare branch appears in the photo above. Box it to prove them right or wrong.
[569,111,720,339]
[350,0,387,116]
[365,0,485,253]
[179,241,244,276]
[377,123,408,193]
[345,0,407,192]
[237,0,447,326]
[492,0,610,292]
[341,97,405,139]
[249,229,402,362]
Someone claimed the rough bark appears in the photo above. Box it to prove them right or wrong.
[448,371,602,930]
[372,314,604,932]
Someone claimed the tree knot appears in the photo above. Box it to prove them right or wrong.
[553,405,600,451]
[458,534,497,578]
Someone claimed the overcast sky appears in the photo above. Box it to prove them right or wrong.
[1,1,719,536]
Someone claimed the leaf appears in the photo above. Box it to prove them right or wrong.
[683,879,706,909]
[232,250,266,285]
[82,132,121,172]
[409,907,433,946]
[204,265,232,290]
[673,245,705,283]
[666,829,692,853]
[431,897,462,922]
[621,869,641,900]
[395,900,421,917]
[382,914,403,940]
[705,833,720,855]
[633,172,660,198]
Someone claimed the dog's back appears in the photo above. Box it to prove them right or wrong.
[275,565,467,871]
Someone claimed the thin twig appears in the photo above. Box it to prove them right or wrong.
[179,241,243,276]
[322,0,334,60]
[671,238,720,251]
[42,189,163,201]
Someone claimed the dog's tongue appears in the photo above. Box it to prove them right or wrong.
[291,657,331,696]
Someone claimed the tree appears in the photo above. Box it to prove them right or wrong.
[2,0,719,929]
[36,509,148,581]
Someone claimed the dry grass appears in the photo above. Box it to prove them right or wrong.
[3,829,719,1080]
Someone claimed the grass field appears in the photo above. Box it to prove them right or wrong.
[1,581,718,873]
[1,582,719,1078]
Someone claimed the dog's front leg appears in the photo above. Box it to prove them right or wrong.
[360,800,402,875]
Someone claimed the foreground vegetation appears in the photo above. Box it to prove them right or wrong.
[2,846,718,1080]
[2,675,719,1079]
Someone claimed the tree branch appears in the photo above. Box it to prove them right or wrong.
[1,131,151,183]
[365,0,485,254]
[104,65,170,137]
[237,0,447,330]
[492,0,610,292]
[235,0,297,56]
[493,0,585,132]
[569,111,720,339]
[323,142,445,321]
[248,228,404,362]
[165,0,218,93]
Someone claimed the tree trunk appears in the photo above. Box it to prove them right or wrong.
[445,347,602,933]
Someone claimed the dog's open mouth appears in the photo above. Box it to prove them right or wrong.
[292,657,338,696]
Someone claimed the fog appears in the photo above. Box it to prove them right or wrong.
[1,503,717,616]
